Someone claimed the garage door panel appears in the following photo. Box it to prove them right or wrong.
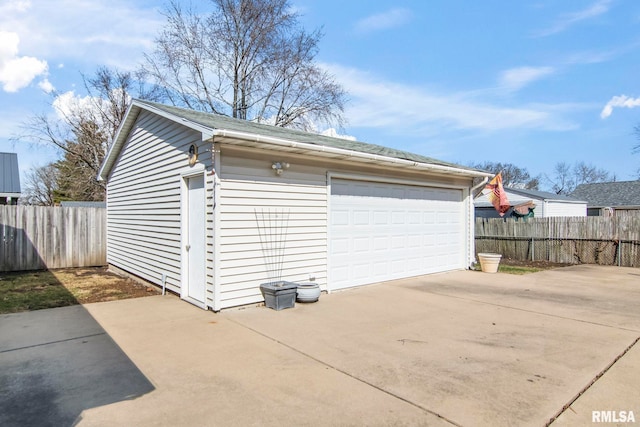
[408,234,421,248]
[373,236,388,251]
[332,209,350,226]
[353,210,370,225]
[331,238,349,255]
[373,262,389,277]
[353,237,370,253]
[330,179,465,290]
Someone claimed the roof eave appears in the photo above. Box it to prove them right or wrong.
[544,199,587,204]
[99,100,491,181]
[210,129,491,179]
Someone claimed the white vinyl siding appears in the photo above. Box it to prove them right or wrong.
[543,201,587,217]
[106,111,212,296]
[218,153,328,309]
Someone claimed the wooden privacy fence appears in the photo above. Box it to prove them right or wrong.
[475,215,640,267]
[0,206,106,272]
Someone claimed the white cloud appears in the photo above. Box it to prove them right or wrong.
[324,64,577,134]
[0,31,48,92]
[499,66,555,92]
[52,89,131,130]
[0,0,163,69]
[600,95,640,118]
[0,0,31,13]
[535,0,612,37]
[52,91,94,121]
[354,8,412,34]
[320,128,356,141]
[38,78,55,93]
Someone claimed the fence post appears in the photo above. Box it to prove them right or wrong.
[531,237,535,261]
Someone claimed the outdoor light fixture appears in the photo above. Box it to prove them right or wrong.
[188,144,198,166]
[271,161,290,175]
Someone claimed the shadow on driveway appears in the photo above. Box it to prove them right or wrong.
[0,304,154,427]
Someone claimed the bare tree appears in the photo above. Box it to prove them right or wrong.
[142,0,346,131]
[21,164,59,206]
[16,67,158,201]
[546,161,612,195]
[546,162,574,195]
[468,161,540,189]
[83,66,161,143]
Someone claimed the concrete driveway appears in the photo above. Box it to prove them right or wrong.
[14,265,639,426]
[0,305,154,427]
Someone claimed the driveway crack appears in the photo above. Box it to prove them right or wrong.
[545,335,640,426]
[0,332,106,354]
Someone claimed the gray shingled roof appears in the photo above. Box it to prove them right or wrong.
[135,99,480,173]
[0,152,21,195]
[571,181,640,207]
[507,187,585,202]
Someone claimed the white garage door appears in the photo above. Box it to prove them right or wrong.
[330,179,466,290]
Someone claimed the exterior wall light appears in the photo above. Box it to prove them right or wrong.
[271,161,290,175]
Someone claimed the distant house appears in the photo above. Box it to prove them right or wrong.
[0,152,21,205]
[475,187,587,218]
[571,181,640,216]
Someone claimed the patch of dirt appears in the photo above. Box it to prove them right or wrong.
[499,258,572,270]
[50,267,161,304]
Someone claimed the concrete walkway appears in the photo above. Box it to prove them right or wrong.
[16,265,640,426]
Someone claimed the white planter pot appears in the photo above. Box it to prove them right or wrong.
[296,282,321,303]
[478,253,502,273]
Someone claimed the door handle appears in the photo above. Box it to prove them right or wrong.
[186,244,191,251]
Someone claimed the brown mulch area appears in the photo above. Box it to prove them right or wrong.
[50,267,161,304]
[0,267,161,314]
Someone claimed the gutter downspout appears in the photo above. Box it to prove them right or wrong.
[470,176,490,199]
[468,176,489,269]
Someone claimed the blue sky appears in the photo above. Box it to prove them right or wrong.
[1,0,639,190]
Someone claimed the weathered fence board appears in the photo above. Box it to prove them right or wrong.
[475,215,640,267]
[0,206,106,272]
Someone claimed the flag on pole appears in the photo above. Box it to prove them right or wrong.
[483,172,510,216]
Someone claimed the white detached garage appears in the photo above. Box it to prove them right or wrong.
[98,100,491,311]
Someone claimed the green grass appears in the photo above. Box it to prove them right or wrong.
[472,264,543,275]
[0,270,78,314]
[497,265,543,275]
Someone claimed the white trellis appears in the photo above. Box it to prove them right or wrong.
[255,208,291,285]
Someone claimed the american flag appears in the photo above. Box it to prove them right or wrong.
[483,172,510,216]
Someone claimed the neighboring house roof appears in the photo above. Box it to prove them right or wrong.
[99,100,491,181]
[474,187,585,208]
[571,181,640,208]
[0,152,21,196]
[505,187,586,203]
[60,201,106,208]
